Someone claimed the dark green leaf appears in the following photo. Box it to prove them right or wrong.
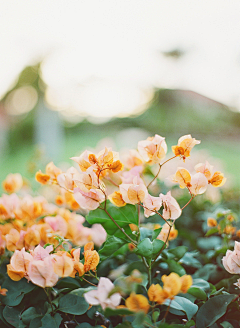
[132,311,146,328]
[104,307,134,316]
[29,316,43,328]
[21,307,38,325]
[166,259,186,276]
[58,294,89,315]
[152,239,165,256]
[1,277,35,306]
[139,228,153,241]
[135,238,153,258]
[187,287,207,301]
[69,286,96,297]
[220,322,234,328]
[179,251,202,269]
[196,294,237,328]
[3,306,22,328]
[41,313,62,328]
[99,235,127,260]
[168,246,188,260]
[87,203,138,238]
[56,277,81,290]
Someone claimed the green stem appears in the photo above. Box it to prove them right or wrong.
[44,288,54,314]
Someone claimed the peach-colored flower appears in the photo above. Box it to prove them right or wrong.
[108,191,126,207]
[0,193,20,219]
[73,188,105,211]
[222,241,240,274]
[30,244,53,260]
[160,191,181,221]
[28,256,58,288]
[46,162,62,180]
[84,277,121,310]
[189,172,208,195]
[44,215,68,237]
[171,167,192,189]
[70,248,85,277]
[209,171,226,187]
[35,171,51,185]
[52,252,74,277]
[71,150,93,172]
[207,217,217,227]
[157,223,178,243]
[122,149,144,169]
[7,248,33,281]
[195,162,226,188]
[142,194,162,218]
[5,229,26,251]
[84,250,100,272]
[172,135,200,160]
[90,224,107,247]
[119,177,148,205]
[195,161,213,180]
[2,173,23,194]
[138,134,167,164]
[57,167,81,191]
[121,166,143,184]
[74,167,100,193]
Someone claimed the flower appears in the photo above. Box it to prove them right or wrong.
[125,293,150,313]
[142,194,162,218]
[172,135,200,160]
[207,217,217,227]
[2,173,23,194]
[28,256,58,288]
[119,177,148,205]
[138,134,167,164]
[189,172,208,195]
[84,277,121,310]
[73,188,105,211]
[222,241,240,274]
[160,191,182,221]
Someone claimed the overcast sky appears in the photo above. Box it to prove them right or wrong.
[1,0,240,117]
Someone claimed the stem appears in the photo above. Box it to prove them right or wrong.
[103,208,137,246]
[44,288,54,314]
[152,223,173,264]
[161,155,177,167]
[82,277,98,287]
[162,299,172,322]
[147,164,161,188]
[181,195,194,210]
[139,204,171,227]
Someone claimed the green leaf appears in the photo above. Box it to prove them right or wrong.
[220,322,234,328]
[179,251,202,269]
[168,246,188,260]
[205,227,219,236]
[29,316,43,328]
[99,235,127,260]
[191,278,210,291]
[41,313,62,328]
[76,324,102,328]
[187,287,207,301]
[3,306,25,328]
[139,227,153,241]
[56,277,81,289]
[166,259,186,276]
[152,228,162,240]
[87,203,138,238]
[104,307,134,316]
[152,239,165,256]
[1,277,36,306]
[196,294,237,328]
[132,311,146,328]
[69,286,96,297]
[135,238,153,258]
[21,307,38,325]
[152,309,160,322]
[164,296,198,320]
[58,294,89,315]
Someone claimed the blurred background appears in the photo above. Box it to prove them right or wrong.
[0,0,240,191]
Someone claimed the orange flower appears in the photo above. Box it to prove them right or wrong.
[171,168,192,189]
[108,191,126,207]
[208,171,226,187]
[84,242,94,252]
[2,173,23,194]
[35,171,50,184]
[180,275,193,293]
[207,217,217,227]
[161,273,182,299]
[0,287,7,296]
[125,293,150,314]
[148,284,164,302]
[84,250,100,272]
[172,135,200,160]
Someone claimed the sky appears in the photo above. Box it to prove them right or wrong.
[1,0,240,118]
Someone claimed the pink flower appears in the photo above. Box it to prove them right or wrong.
[143,194,162,218]
[57,167,81,191]
[28,256,58,288]
[189,172,208,195]
[44,215,68,237]
[222,241,240,274]
[30,244,53,260]
[90,224,107,247]
[84,277,121,310]
[119,177,148,205]
[121,166,143,184]
[138,134,167,164]
[73,188,105,210]
[194,161,213,180]
[160,191,182,221]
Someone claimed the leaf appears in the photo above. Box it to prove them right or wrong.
[191,278,210,291]
[29,316,43,328]
[152,239,165,256]
[41,313,62,328]
[3,306,26,327]
[99,235,127,260]
[21,307,38,325]
[179,251,202,269]
[197,236,222,251]
[58,294,89,315]
[152,228,162,240]
[1,277,36,306]
[196,294,237,328]
[167,246,188,260]
[135,238,153,258]
[104,307,134,316]
[132,311,146,328]
[166,259,186,276]
[164,296,198,320]
[87,203,138,238]
[220,322,234,328]
[56,277,81,290]
[69,286,96,297]
[187,287,207,301]
[205,227,219,236]
[139,228,153,241]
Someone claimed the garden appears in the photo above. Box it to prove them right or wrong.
[0,133,239,328]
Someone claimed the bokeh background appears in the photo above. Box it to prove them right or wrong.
[0,0,240,191]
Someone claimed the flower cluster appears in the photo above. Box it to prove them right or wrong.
[7,242,99,288]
